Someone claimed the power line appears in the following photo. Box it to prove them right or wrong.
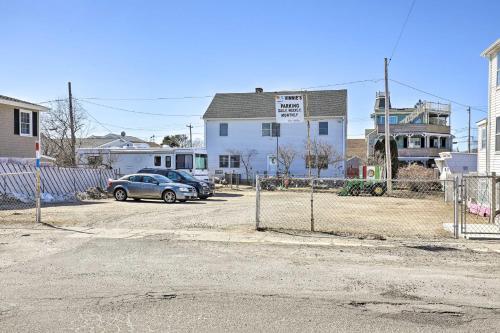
[77,95,214,101]
[77,99,203,117]
[389,0,416,63]
[389,78,487,113]
[300,78,383,90]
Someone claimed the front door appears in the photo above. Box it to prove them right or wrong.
[267,155,277,176]
[127,175,143,196]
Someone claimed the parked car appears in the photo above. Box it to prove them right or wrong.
[138,168,214,199]
[107,173,197,203]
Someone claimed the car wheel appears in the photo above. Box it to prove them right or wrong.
[114,188,127,201]
[163,190,176,203]
[371,184,386,196]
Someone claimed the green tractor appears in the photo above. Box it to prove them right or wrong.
[339,165,387,196]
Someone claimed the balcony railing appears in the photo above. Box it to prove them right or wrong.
[397,147,449,158]
[377,123,450,135]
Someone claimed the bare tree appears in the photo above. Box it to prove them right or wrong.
[228,149,257,183]
[42,99,89,166]
[304,139,344,178]
[277,144,297,177]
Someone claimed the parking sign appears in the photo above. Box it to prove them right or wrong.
[275,95,304,123]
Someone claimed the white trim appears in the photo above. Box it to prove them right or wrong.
[19,110,32,137]
[0,98,48,112]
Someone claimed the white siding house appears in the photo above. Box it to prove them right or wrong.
[203,89,347,179]
[480,39,500,174]
[477,118,487,173]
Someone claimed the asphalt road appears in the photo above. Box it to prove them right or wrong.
[1,228,499,332]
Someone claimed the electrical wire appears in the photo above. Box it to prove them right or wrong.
[389,0,416,63]
[77,99,203,117]
[77,95,214,101]
[390,78,487,113]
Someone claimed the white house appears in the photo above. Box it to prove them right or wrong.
[435,152,477,181]
[203,88,347,179]
[478,38,500,174]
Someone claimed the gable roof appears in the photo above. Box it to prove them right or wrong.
[481,38,500,57]
[203,89,347,119]
[0,95,48,111]
[76,133,159,148]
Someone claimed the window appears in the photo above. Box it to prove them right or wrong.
[377,116,385,125]
[154,156,161,166]
[440,137,447,148]
[230,155,240,168]
[409,137,422,148]
[165,156,172,168]
[430,138,438,148]
[219,123,228,136]
[195,154,208,169]
[128,175,142,182]
[481,127,487,150]
[219,155,229,168]
[167,171,182,182]
[496,117,500,152]
[389,116,398,124]
[20,111,31,136]
[176,154,193,169]
[262,122,280,137]
[319,122,328,135]
[305,155,316,168]
[142,176,156,184]
[317,155,329,169]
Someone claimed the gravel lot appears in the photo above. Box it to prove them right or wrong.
[0,189,256,232]
[0,187,458,239]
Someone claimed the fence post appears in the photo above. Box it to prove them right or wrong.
[35,142,41,223]
[310,177,315,232]
[491,172,496,225]
[230,170,234,189]
[453,176,459,239]
[255,174,260,230]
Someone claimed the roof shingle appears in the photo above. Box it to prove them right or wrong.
[203,89,347,119]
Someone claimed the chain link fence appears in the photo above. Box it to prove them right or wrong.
[256,176,458,239]
[461,174,500,236]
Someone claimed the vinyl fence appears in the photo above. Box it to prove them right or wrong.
[0,162,118,214]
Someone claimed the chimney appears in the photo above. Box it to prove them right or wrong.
[255,87,263,93]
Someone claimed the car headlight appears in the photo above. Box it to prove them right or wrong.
[179,187,190,192]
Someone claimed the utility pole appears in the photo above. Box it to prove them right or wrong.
[384,58,392,192]
[186,124,193,147]
[68,82,76,166]
[467,106,471,153]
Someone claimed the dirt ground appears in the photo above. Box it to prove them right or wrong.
[0,187,460,239]
[260,191,455,239]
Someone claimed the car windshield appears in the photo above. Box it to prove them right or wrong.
[178,171,198,181]
[153,175,172,183]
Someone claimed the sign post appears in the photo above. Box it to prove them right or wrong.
[35,141,41,223]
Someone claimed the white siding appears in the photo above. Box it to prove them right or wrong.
[477,123,487,173]
[205,118,346,178]
[488,52,500,173]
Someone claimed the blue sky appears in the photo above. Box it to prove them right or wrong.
[1,0,499,149]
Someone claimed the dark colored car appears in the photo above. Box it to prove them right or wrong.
[138,168,214,199]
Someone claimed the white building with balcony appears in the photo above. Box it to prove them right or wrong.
[477,39,500,174]
[203,88,347,179]
[365,92,452,167]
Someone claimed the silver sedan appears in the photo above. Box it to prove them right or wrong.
[107,173,197,203]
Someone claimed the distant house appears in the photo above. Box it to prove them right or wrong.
[477,39,500,174]
[0,95,48,159]
[203,88,348,179]
[346,138,367,178]
[365,92,452,168]
[75,133,160,149]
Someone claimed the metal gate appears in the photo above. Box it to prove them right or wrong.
[461,174,500,237]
